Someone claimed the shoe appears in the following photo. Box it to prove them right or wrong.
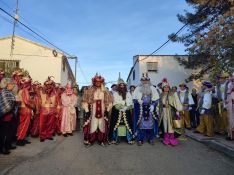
[63,134,68,137]
[226,137,232,141]
[137,141,143,146]
[193,130,200,134]
[24,140,31,144]
[48,137,54,140]
[16,140,25,146]
[1,148,11,155]
[163,133,170,145]
[85,143,92,148]
[40,139,45,142]
[68,133,73,136]
[8,145,17,150]
[149,140,155,145]
[100,142,106,147]
[169,133,179,146]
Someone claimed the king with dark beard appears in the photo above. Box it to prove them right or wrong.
[109,77,134,144]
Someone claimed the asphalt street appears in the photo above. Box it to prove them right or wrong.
[0,132,234,175]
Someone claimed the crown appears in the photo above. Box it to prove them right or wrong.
[117,72,125,85]
[161,78,170,88]
[20,75,32,84]
[141,73,150,81]
[44,76,55,85]
[92,73,105,84]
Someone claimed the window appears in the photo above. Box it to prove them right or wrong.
[133,70,135,80]
[0,60,20,76]
[147,62,158,72]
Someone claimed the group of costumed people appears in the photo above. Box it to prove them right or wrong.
[0,68,77,154]
[82,73,185,147]
[0,68,234,153]
[82,72,234,147]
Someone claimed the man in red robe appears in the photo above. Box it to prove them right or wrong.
[16,75,35,146]
[54,84,64,135]
[12,69,24,90]
[30,81,42,137]
[82,74,113,147]
[39,77,57,142]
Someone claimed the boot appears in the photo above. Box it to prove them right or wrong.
[169,133,179,146]
[1,147,11,155]
[16,140,25,146]
[163,133,170,145]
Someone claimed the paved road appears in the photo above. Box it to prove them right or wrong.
[1,132,234,175]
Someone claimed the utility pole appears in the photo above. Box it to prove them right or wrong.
[66,55,78,84]
[10,0,19,57]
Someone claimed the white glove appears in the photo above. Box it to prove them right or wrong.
[121,106,128,112]
[150,105,154,113]
[200,109,205,115]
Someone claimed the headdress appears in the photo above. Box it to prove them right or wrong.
[66,81,73,95]
[44,76,55,86]
[111,84,117,88]
[33,81,41,86]
[117,72,126,85]
[202,81,213,89]
[179,81,186,87]
[0,78,15,89]
[161,78,170,88]
[92,73,105,84]
[217,72,230,79]
[12,69,24,77]
[140,73,150,81]
[20,75,32,85]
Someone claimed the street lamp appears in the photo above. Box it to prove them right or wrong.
[64,55,78,83]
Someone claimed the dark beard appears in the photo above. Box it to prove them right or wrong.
[118,86,127,100]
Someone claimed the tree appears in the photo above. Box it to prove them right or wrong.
[169,0,234,82]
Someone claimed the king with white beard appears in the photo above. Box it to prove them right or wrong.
[133,73,159,146]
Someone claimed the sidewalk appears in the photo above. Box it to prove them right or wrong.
[185,129,234,158]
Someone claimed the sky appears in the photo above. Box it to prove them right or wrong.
[0,0,190,87]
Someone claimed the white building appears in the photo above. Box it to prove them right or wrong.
[127,55,197,89]
[0,35,75,86]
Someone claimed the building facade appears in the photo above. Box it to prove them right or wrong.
[127,55,197,89]
[0,35,75,86]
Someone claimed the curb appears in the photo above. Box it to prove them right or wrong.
[186,133,234,159]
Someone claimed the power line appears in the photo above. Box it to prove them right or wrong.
[0,0,52,44]
[0,12,13,24]
[0,4,89,84]
[131,0,212,70]
[0,0,14,12]
[131,24,187,71]
[77,61,89,83]
[0,7,72,56]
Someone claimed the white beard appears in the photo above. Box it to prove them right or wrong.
[140,83,152,95]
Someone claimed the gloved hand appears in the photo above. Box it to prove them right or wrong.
[122,106,128,112]
[85,111,91,118]
[150,104,155,112]
[200,109,205,115]
[104,110,109,117]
